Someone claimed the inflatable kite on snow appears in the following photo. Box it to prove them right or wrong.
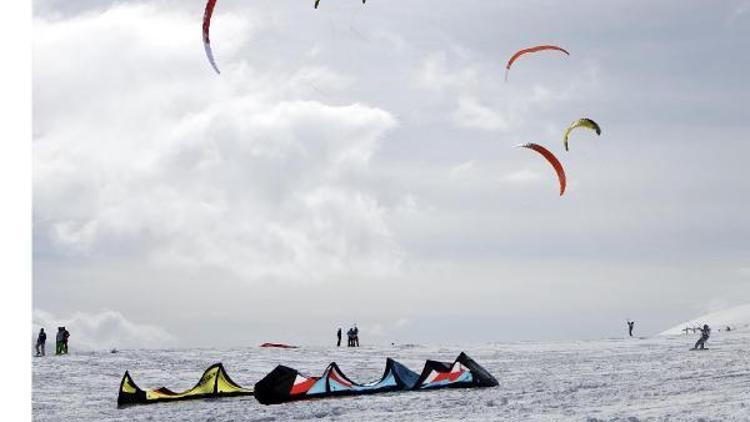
[116,353,496,407]
[117,363,253,406]
[260,342,299,349]
[254,352,497,405]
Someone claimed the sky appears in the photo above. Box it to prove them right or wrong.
[32,0,750,349]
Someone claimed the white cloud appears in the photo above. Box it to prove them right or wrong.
[449,160,476,180]
[727,3,750,27]
[502,169,542,183]
[33,4,402,284]
[50,219,99,252]
[415,51,479,94]
[32,309,176,350]
[394,317,411,328]
[452,97,510,131]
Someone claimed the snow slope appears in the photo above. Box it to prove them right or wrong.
[660,303,750,336]
[32,331,750,421]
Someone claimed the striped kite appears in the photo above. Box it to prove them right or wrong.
[563,118,601,151]
[505,45,569,81]
[516,143,567,196]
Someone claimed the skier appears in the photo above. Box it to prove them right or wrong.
[35,328,47,357]
[336,327,342,347]
[692,324,710,350]
[627,320,635,337]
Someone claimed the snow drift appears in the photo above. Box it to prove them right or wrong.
[659,303,750,335]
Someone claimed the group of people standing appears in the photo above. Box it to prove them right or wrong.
[35,327,70,357]
[336,325,360,347]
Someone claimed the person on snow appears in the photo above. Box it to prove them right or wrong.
[62,327,70,354]
[353,325,359,347]
[336,328,342,347]
[36,328,47,357]
[347,328,354,347]
[693,324,710,350]
[627,320,635,337]
[55,327,64,355]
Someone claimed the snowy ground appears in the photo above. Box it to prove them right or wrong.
[33,330,749,421]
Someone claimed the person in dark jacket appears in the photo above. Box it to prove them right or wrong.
[336,328,342,347]
[55,327,64,355]
[62,328,70,354]
[627,320,635,337]
[693,324,710,350]
[36,328,47,357]
[347,328,354,347]
[353,325,359,347]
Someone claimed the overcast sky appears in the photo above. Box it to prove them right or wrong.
[32,0,750,349]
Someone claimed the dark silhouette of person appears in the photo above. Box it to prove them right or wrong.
[693,324,710,350]
[62,327,70,354]
[627,320,635,337]
[336,328,342,347]
[36,328,47,357]
[346,328,354,347]
[55,327,65,355]
[353,325,359,347]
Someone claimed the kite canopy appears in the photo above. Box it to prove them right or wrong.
[516,143,567,196]
[563,118,601,151]
[117,363,253,406]
[414,352,499,389]
[255,358,418,405]
[260,343,298,349]
[505,45,570,81]
[202,0,220,74]
[254,353,496,405]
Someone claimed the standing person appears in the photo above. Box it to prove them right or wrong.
[55,327,64,355]
[693,324,711,350]
[627,320,635,337]
[336,328,342,347]
[347,328,354,347]
[35,328,47,357]
[62,327,70,354]
[353,325,359,347]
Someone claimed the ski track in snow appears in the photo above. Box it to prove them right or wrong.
[33,331,750,421]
